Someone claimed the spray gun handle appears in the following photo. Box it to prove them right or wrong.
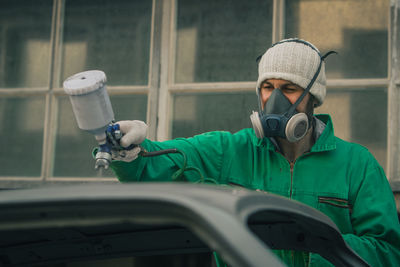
[106,123,138,151]
[94,122,139,170]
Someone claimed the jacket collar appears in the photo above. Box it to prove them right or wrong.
[310,114,336,152]
[260,114,336,152]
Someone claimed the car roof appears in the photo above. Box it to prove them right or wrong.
[0,183,368,267]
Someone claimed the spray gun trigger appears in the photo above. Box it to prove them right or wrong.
[106,123,123,149]
[105,123,137,151]
[114,129,122,140]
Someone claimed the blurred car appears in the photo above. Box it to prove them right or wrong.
[0,182,369,267]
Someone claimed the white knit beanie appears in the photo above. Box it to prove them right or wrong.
[257,38,326,107]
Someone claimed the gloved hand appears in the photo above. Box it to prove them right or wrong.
[111,120,148,162]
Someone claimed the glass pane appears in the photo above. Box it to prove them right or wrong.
[316,88,387,171]
[0,0,52,88]
[61,0,152,86]
[175,0,273,83]
[286,0,389,79]
[0,97,45,176]
[54,95,148,177]
[172,92,258,138]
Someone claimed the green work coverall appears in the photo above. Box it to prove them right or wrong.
[111,114,400,266]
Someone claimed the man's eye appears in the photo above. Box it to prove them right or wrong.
[262,85,273,90]
[283,87,297,92]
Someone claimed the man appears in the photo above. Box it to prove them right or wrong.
[108,39,400,266]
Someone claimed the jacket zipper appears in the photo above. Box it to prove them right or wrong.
[289,161,295,199]
[291,250,294,265]
[288,152,311,199]
[288,158,306,265]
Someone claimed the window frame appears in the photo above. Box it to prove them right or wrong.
[0,0,398,189]
[157,0,395,186]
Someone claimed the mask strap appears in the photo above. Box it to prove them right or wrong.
[321,51,337,61]
[285,50,337,117]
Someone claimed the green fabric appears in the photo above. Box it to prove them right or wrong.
[111,114,400,266]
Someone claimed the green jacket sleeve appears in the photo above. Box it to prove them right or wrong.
[343,160,400,266]
[111,131,226,183]
[311,155,400,266]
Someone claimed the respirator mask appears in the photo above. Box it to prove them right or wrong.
[250,39,335,143]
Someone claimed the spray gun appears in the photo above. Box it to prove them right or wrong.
[63,70,125,171]
[63,70,209,182]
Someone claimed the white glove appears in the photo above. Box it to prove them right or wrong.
[111,120,148,162]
